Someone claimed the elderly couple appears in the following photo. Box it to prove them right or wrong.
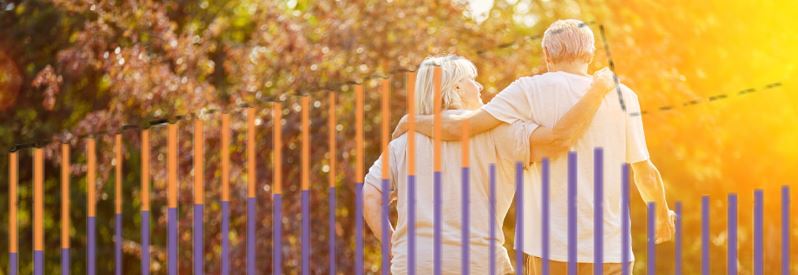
[362,19,675,275]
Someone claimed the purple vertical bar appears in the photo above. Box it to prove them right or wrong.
[247,197,256,274]
[542,159,551,275]
[728,194,737,275]
[621,164,630,275]
[116,214,122,275]
[567,152,577,275]
[489,164,496,275]
[434,171,442,275]
[782,186,790,275]
[675,201,682,275]
[515,162,524,275]
[273,194,283,274]
[408,175,416,275]
[647,202,655,275]
[62,248,69,275]
[34,250,44,275]
[754,190,763,275]
[702,196,710,275]
[594,149,603,275]
[194,204,204,275]
[302,190,311,275]
[88,216,96,275]
[167,208,178,275]
[141,211,150,275]
[221,201,230,275]
[461,167,470,275]
[355,183,364,275]
[328,187,337,275]
[9,252,17,275]
[381,180,391,275]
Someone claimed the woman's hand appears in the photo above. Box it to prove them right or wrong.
[392,114,409,139]
[589,67,616,97]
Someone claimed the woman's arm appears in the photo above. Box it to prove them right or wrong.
[528,68,615,161]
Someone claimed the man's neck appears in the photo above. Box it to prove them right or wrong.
[548,62,590,76]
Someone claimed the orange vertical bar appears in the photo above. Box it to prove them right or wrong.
[272,103,283,195]
[301,96,311,191]
[167,123,178,208]
[141,129,150,211]
[9,151,18,254]
[355,85,364,181]
[461,122,470,167]
[61,144,71,249]
[407,72,416,175]
[247,108,257,198]
[328,93,337,188]
[221,114,231,202]
[194,119,204,204]
[433,67,442,171]
[380,80,390,179]
[115,134,122,215]
[87,138,97,217]
[33,148,44,251]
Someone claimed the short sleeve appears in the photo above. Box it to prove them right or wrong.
[482,78,534,124]
[624,89,650,163]
[492,122,539,167]
[364,155,388,192]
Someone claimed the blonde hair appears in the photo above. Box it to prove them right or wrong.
[541,19,595,63]
[414,55,478,115]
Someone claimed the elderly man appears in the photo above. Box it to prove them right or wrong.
[394,19,674,275]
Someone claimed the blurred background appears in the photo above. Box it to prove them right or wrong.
[1,0,797,274]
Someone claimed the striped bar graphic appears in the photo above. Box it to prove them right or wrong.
[515,162,523,275]
[167,123,179,275]
[621,164,630,275]
[675,201,682,275]
[380,80,391,275]
[542,159,551,275]
[406,71,417,275]
[272,103,283,274]
[567,152,577,275]
[328,92,337,275]
[194,119,205,275]
[9,151,18,275]
[114,134,123,275]
[141,129,151,275]
[701,196,710,275]
[87,139,97,275]
[647,202,655,275]
[754,189,763,275]
[301,96,312,275]
[461,121,470,275]
[355,84,365,275]
[34,147,45,275]
[489,164,496,275]
[432,66,443,275]
[594,148,604,275]
[220,113,231,275]
[728,194,737,275]
[246,107,257,274]
[61,144,71,275]
[783,186,790,275]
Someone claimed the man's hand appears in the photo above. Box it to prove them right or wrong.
[392,114,409,139]
[655,209,677,244]
[589,67,616,97]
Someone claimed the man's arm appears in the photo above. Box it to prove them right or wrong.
[527,68,616,161]
[631,160,675,243]
[363,184,394,243]
[402,109,502,141]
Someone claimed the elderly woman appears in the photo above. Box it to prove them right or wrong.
[363,55,613,274]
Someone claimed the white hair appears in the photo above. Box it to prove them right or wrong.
[541,19,595,63]
[414,55,477,115]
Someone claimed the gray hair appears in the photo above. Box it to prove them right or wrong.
[541,19,595,63]
[414,55,478,115]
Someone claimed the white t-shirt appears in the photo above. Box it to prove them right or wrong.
[482,71,650,263]
[365,110,538,274]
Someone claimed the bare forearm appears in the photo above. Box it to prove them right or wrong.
[633,162,670,214]
[415,114,472,141]
[363,188,393,242]
[528,87,607,160]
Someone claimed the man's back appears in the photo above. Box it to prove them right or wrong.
[482,71,650,263]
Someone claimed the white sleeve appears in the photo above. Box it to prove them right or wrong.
[481,78,534,124]
[625,89,650,163]
[364,155,386,192]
